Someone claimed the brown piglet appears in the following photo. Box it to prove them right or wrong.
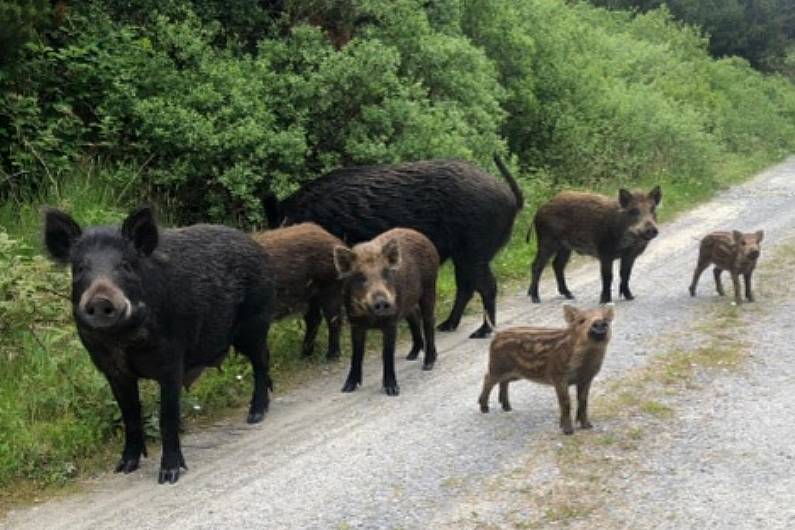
[252,223,345,359]
[689,229,764,305]
[334,228,440,396]
[479,304,615,435]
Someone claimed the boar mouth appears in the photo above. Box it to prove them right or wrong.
[588,328,609,341]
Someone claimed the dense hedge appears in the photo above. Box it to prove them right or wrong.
[1,0,794,224]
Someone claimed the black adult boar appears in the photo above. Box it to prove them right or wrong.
[263,156,523,338]
[43,207,273,484]
[528,187,662,304]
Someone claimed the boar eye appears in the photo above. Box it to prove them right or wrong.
[352,273,366,285]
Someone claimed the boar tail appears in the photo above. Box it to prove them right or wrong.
[493,154,524,210]
[526,223,534,244]
[261,192,283,229]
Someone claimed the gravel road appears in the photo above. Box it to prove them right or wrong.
[5,157,795,530]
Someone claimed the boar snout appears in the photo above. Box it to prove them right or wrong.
[642,224,659,240]
[77,278,132,329]
[370,292,395,317]
[748,249,760,260]
[588,319,609,341]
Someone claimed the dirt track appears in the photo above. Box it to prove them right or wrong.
[5,157,795,529]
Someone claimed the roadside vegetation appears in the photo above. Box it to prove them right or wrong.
[1,0,795,505]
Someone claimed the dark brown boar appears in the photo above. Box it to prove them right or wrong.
[252,223,345,359]
[333,228,440,396]
[528,187,661,304]
[479,304,615,435]
[689,229,764,305]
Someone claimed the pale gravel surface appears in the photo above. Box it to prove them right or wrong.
[4,158,795,530]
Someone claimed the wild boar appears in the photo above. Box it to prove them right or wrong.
[333,228,440,396]
[479,304,615,435]
[528,187,661,304]
[252,223,344,359]
[43,207,274,484]
[689,229,764,304]
[263,156,523,338]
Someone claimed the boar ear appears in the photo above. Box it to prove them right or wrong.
[383,238,401,270]
[333,246,355,278]
[618,189,632,209]
[43,208,82,264]
[755,230,764,243]
[563,304,579,325]
[649,185,662,206]
[602,303,616,322]
[732,230,743,244]
[121,206,159,256]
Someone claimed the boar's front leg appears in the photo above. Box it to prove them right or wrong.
[381,323,400,396]
[619,253,638,300]
[599,257,614,304]
[342,326,366,392]
[744,272,755,302]
[108,375,147,474]
[158,373,187,484]
[731,272,743,305]
[576,379,593,429]
[554,381,574,435]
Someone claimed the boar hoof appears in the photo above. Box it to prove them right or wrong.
[406,348,421,361]
[501,402,512,412]
[561,425,574,436]
[688,286,696,297]
[560,290,575,300]
[158,451,187,485]
[301,344,314,357]
[341,379,360,393]
[620,290,634,301]
[325,349,341,361]
[437,319,458,332]
[479,402,489,413]
[469,325,493,339]
[599,295,612,304]
[422,360,435,371]
[384,383,400,396]
[158,467,181,485]
[114,456,141,474]
[247,411,266,424]
[580,421,593,430]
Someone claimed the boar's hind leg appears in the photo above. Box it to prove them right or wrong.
[713,267,725,296]
[437,260,476,332]
[529,243,556,303]
[158,372,187,484]
[301,302,322,357]
[553,248,574,300]
[108,376,146,474]
[321,293,342,360]
[405,308,424,361]
[498,380,512,412]
[479,374,496,413]
[235,319,272,424]
[419,289,437,370]
[470,264,497,339]
[619,253,638,300]
[731,272,743,305]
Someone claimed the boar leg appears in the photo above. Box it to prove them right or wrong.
[619,253,638,300]
[321,294,342,360]
[438,260,475,332]
[552,248,574,300]
[744,272,755,302]
[689,258,709,296]
[405,308,424,361]
[529,244,556,303]
[108,375,146,474]
[158,372,187,484]
[236,319,272,424]
[713,267,725,296]
[342,326,366,392]
[554,381,574,435]
[301,302,322,357]
[381,324,400,396]
[599,257,614,304]
[731,272,743,305]
[419,291,437,370]
[479,374,496,413]
[471,264,497,339]
[576,379,593,429]
[498,381,512,412]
